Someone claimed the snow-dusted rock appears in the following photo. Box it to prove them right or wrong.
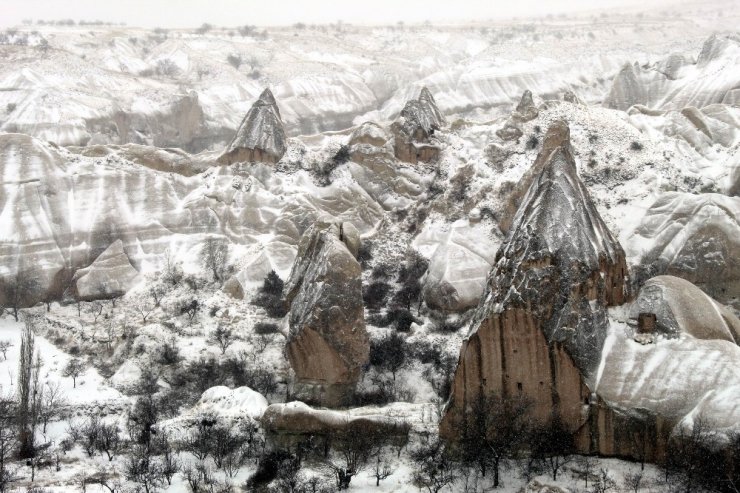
[513,89,539,122]
[628,275,740,344]
[191,386,269,420]
[218,88,287,165]
[604,34,740,111]
[630,192,740,301]
[391,87,445,164]
[442,121,630,442]
[414,219,498,312]
[261,401,410,437]
[284,218,369,407]
[74,240,139,300]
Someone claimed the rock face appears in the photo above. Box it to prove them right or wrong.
[284,218,369,407]
[348,121,393,165]
[631,192,740,301]
[391,87,445,164]
[604,34,740,111]
[217,89,287,165]
[440,121,630,438]
[628,275,740,344]
[73,240,139,300]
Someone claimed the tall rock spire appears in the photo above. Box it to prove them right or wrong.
[440,121,629,440]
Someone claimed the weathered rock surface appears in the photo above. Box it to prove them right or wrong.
[604,34,740,111]
[74,240,139,300]
[441,121,630,440]
[513,89,539,122]
[414,219,498,312]
[284,218,369,407]
[628,275,740,344]
[391,87,445,164]
[217,88,287,165]
[630,192,740,301]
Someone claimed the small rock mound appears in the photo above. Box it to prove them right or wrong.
[284,218,368,407]
[348,121,392,164]
[391,86,445,163]
[74,240,139,300]
[217,88,287,165]
[629,275,740,344]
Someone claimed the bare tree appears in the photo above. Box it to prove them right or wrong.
[530,414,575,481]
[200,238,229,283]
[39,381,67,434]
[323,425,382,489]
[96,422,123,461]
[623,469,644,493]
[134,297,156,324]
[62,358,86,388]
[2,272,40,322]
[369,454,394,486]
[124,443,165,493]
[460,392,532,487]
[411,437,458,493]
[17,320,41,458]
[0,392,18,492]
[0,341,11,361]
[86,301,104,324]
[208,325,235,355]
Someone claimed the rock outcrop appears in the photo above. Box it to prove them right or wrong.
[440,121,630,440]
[512,89,539,122]
[631,192,740,301]
[217,88,287,165]
[628,275,740,344]
[73,240,139,300]
[391,87,445,164]
[284,218,369,407]
[348,121,393,165]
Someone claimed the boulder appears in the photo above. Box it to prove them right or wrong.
[441,121,630,444]
[348,121,393,165]
[495,121,523,142]
[629,275,740,344]
[74,240,139,300]
[284,218,368,406]
[217,88,287,165]
[391,87,445,164]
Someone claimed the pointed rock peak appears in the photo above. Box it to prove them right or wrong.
[256,87,278,108]
[504,120,626,278]
[512,89,538,122]
[95,239,127,263]
[218,87,286,165]
[419,86,436,105]
[516,89,534,112]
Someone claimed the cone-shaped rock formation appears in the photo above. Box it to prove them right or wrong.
[440,121,629,440]
[218,88,287,165]
[391,86,445,163]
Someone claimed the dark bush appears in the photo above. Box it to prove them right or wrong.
[369,332,407,378]
[254,322,279,335]
[386,308,416,332]
[333,144,351,166]
[246,450,293,488]
[526,134,539,150]
[630,141,643,151]
[371,262,394,280]
[363,282,391,311]
[357,241,373,269]
[158,340,181,365]
[252,270,287,318]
